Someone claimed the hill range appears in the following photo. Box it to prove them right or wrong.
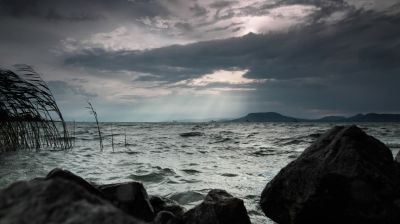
[231,112,400,122]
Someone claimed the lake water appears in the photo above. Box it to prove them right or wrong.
[1,122,400,223]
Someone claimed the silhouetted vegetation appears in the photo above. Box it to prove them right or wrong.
[0,65,71,151]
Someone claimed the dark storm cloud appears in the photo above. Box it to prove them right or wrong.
[65,9,400,82]
[0,0,169,20]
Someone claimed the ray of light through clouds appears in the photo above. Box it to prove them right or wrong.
[0,0,399,121]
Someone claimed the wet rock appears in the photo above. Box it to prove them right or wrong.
[154,211,181,224]
[150,195,186,218]
[46,168,155,222]
[46,168,103,198]
[98,182,155,222]
[179,132,204,137]
[395,150,400,164]
[308,133,321,139]
[183,189,251,224]
[260,125,400,224]
[0,178,142,224]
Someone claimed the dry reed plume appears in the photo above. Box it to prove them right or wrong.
[0,65,71,151]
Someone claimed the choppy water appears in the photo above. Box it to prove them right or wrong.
[1,122,400,223]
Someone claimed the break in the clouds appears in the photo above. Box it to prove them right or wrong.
[0,0,399,121]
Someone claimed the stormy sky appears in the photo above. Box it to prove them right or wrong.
[1,0,399,121]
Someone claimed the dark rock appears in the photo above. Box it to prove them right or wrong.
[46,168,156,221]
[308,133,321,139]
[46,168,103,198]
[260,125,400,224]
[395,150,400,164]
[183,189,251,224]
[150,195,186,218]
[0,178,142,224]
[98,182,155,221]
[154,211,181,224]
[179,132,204,137]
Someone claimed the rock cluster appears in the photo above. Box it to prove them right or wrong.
[0,168,251,224]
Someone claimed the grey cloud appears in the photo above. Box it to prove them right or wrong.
[209,1,237,9]
[190,3,208,17]
[66,10,400,81]
[174,22,193,31]
[47,80,97,98]
[64,9,400,113]
[237,0,349,18]
[205,22,243,33]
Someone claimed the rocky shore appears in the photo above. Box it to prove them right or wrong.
[1,125,400,224]
[0,168,251,224]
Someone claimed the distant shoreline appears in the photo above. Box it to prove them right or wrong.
[62,112,400,123]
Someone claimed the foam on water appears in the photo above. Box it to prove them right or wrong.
[1,122,400,223]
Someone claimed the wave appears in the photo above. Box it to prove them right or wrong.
[128,167,176,183]
[168,191,205,205]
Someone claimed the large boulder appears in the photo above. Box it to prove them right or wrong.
[183,189,251,224]
[0,178,142,224]
[46,168,103,198]
[98,182,155,221]
[260,125,400,224]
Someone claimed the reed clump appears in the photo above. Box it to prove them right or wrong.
[0,65,71,151]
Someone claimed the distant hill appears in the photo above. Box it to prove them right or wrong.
[231,112,400,123]
[346,113,400,122]
[314,116,347,122]
[231,112,305,122]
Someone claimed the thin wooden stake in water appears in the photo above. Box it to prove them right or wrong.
[73,120,76,147]
[111,123,114,152]
[124,128,127,147]
[86,101,103,151]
